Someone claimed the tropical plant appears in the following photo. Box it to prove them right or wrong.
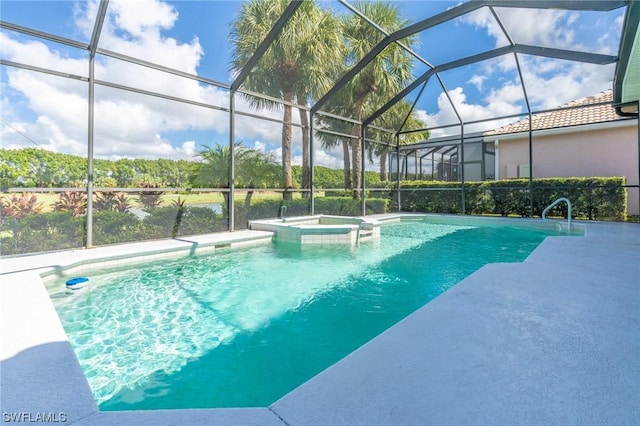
[137,188,163,209]
[230,0,345,199]
[190,143,280,214]
[170,197,187,237]
[94,192,118,211]
[338,1,416,198]
[53,191,87,218]
[94,191,134,213]
[171,197,187,209]
[0,193,45,218]
[134,176,164,210]
[113,193,133,213]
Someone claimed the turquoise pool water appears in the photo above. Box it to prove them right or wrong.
[49,220,564,410]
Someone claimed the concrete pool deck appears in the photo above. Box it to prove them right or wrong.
[1,217,639,425]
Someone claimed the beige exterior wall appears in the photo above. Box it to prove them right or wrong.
[492,121,639,216]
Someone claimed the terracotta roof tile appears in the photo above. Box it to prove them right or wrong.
[485,90,623,136]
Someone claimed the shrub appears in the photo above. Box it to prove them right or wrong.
[143,206,224,238]
[94,192,118,211]
[114,194,133,213]
[1,211,84,255]
[240,197,389,227]
[483,180,531,217]
[54,191,87,217]
[1,193,45,218]
[137,184,164,209]
[398,181,465,214]
[395,177,627,220]
[180,207,226,234]
[92,210,142,245]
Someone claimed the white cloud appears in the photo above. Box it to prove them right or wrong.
[313,147,343,170]
[1,0,287,161]
[1,0,624,166]
[468,74,487,91]
[110,0,178,37]
[463,7,579,50]
[235,110,284,145]
[179,141,197,157]
[291,146,345,170]
[250,141,268,154]
[418,87,524,137]
[520,60,615,110]
[0,32,88,77]
[454,6,619,121]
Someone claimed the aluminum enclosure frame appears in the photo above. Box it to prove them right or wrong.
[0,0,637,249]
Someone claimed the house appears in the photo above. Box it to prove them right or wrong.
[484,90,639,216]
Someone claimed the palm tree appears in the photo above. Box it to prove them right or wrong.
[293,7,345,196]
[367,100,429,181]
[314,102,353,189]
[229,0,344,200]
[190,143,279,214]
[340,1,416,199]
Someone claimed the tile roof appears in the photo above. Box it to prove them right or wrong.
[485,90,626,136]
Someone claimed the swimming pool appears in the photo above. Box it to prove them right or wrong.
[47,218,571,410]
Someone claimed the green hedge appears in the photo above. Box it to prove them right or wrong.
[233,196,389,228]
[0,177,625,256]
[1,211,85,255]
[1,197,389,255]
[395,177,627,221]
[1,207,227,256]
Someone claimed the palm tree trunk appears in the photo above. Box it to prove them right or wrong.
[351,137,361,200]
[351,98,365,200]
[244,191,254,210]
[222,191,230,219]
[342,139,351,190]
[282,91,294,201]
[240,190,254,226]
[379,147,388,181]
[297,92,310,199]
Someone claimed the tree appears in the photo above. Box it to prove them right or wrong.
[229,0,344,200]
[112,159,137,187]
[367,100,429,181]
[293,7,344,196]
[314,105,353,189]
[190,143,279,213]
[339,1,416,198]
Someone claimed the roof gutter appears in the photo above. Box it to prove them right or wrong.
[615,101,639,117]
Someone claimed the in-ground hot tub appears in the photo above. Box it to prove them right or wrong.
[248,215,381,245]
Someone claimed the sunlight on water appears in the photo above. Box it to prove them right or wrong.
[49,222,470,405]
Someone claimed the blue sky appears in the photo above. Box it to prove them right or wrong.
[0,0,626,169]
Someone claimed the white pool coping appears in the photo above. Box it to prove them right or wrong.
[1,215,638,425]
[249,214,382,245]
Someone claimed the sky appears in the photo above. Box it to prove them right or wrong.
[0,0,627,170]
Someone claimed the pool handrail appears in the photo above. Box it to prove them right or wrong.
[542,197,572,231]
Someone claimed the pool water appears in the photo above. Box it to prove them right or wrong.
[49,221,563,410]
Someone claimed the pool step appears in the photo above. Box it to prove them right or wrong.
[359,229,374,238]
